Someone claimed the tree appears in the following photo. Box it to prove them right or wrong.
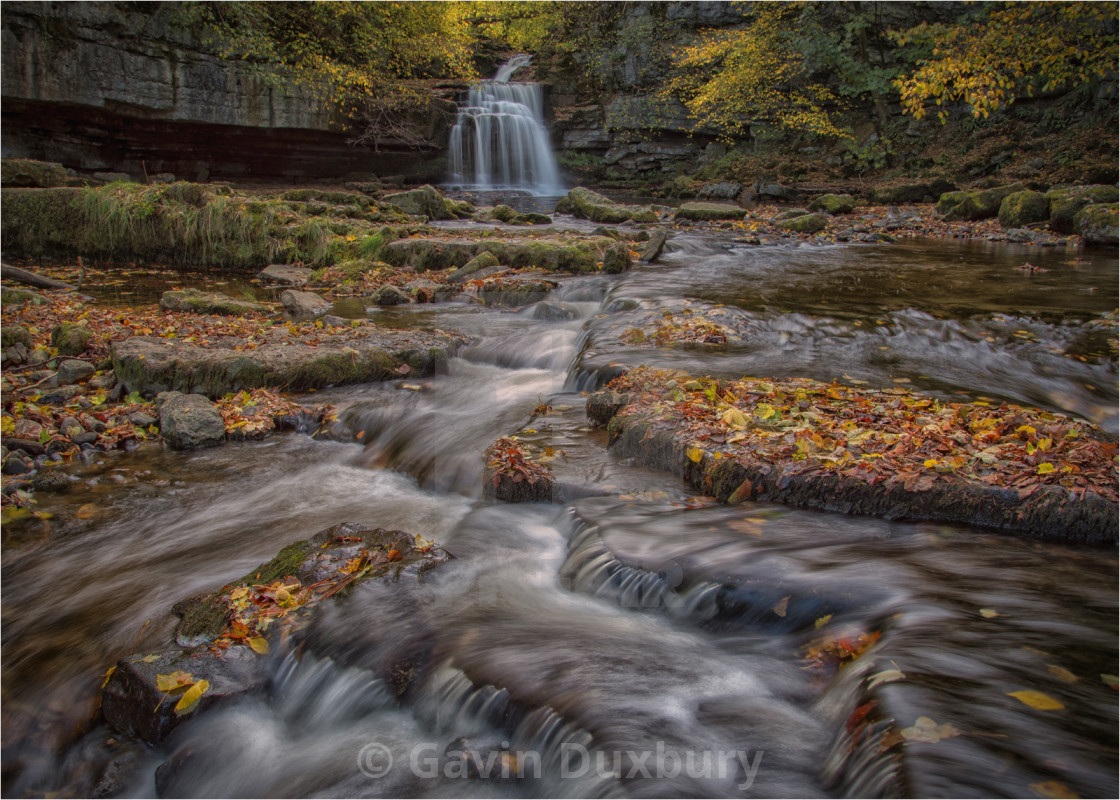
[662,2,869,140]
[894,3,1119,122]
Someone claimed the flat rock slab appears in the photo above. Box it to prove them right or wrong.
[112,326,469,398]
[257,264,313,286]
[381,236,616,274]
[102,521,453,744]
[674,202,747,221]
[589,368,1118,543]
[160,289,267,316]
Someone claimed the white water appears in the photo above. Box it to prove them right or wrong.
[447,55,564,195]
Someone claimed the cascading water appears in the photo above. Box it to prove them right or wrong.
[447,54,563,195]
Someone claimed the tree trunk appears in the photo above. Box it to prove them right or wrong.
[1,263,74,290]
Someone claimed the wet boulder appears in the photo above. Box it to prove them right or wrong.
[602,242,633,274]
[555,187,658,224]
[1,325,32,350]
[639,229,668,263]
[997,190,1048,229]
[484,437,554,502]
[674,202,746,222]
[478,278,557,307]
[808,193,856,215]
[697,181,742,201]
[160,289,266,316]
[56,358,96,385]
[375,284,411,306]
[531,301,580,321]
[280,289,330,317]
[103,522,453,744]
[159,393,225,450]
[1074,203,1119,246]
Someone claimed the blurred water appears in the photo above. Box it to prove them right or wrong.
[2,234,1116,798]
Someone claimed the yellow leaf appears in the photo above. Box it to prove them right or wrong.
[814,614,832,629]
[1030,780,1079,799]
[75,503,98,520]
[1007,690,1065,710]
[686,446,703,463]
[248,637,270,655]
[924,458,939,469]
[1046,665,1078,684]
[1101,674,1119,689]
[900,716,960,743]
[173,679,210,716]
[101,666,117,689]
[156,671,196,694]
[979,608,1000,618]
[1037,462,1055,475]
[721,407,748,430]
[772,596,790,617]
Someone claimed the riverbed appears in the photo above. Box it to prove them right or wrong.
[2,229,1116,798]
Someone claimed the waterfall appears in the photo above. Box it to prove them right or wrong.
[447,55,564,195]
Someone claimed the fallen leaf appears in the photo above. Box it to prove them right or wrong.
[772,596,790,617]
[1046,665,1078,684]
[979,608,1001,618]
[156,671,196,694]
[815,614,833,629]
[1101,674,1119,689]
[248,637,270,655]
[900,716,960,743]
[1007,690,1065,710]
[686,446,703,463]
[1029,780,1079,799]
[173,679,210,715]
[101,666,116,689]
[75,503,98,520]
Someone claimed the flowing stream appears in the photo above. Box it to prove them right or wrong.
[1,229,1117,798]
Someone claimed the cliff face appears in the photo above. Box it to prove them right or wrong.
[1,2,454,181]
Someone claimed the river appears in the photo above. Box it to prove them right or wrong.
[1,228,1116,798]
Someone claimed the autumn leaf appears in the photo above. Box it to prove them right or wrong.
[156,671,196,694]
[173,679,210,716]
[101,666,117,689]
[868,668,906,689]
[814,614,833,629]
[1007,690,1065,710]
[772,596,790,617]
[1046,665,1078,684]
[685,446,703,463]
[248,637,270,655]
[979,608,1000,618]
[1029,780,1080,799]
[1100,674,1119,690]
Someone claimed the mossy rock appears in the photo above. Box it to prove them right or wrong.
[1,158,68,188]
[489,205,520,223]
[1,325,33,349]
[602,242,633,274]
[449,250,501,283]
[1,287,46,307]
[808,194,856,215]
[111,329,468,397]
[936,183,1025,221]
[382,185,459,220]
[1074,203,1119,246]
[674,202,746,221]
[160,289,267,316]
[555,187,658,224]
[778,213,828,234]
[775,208,810,220]
[381,236,614,274]
[51,323,94,356]
[478,279,558,307]
[997,191,1049,229]
[281,189,372,208]
[1046,185,1120,233]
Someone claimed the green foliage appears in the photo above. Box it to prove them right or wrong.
[894,3,1119,121]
